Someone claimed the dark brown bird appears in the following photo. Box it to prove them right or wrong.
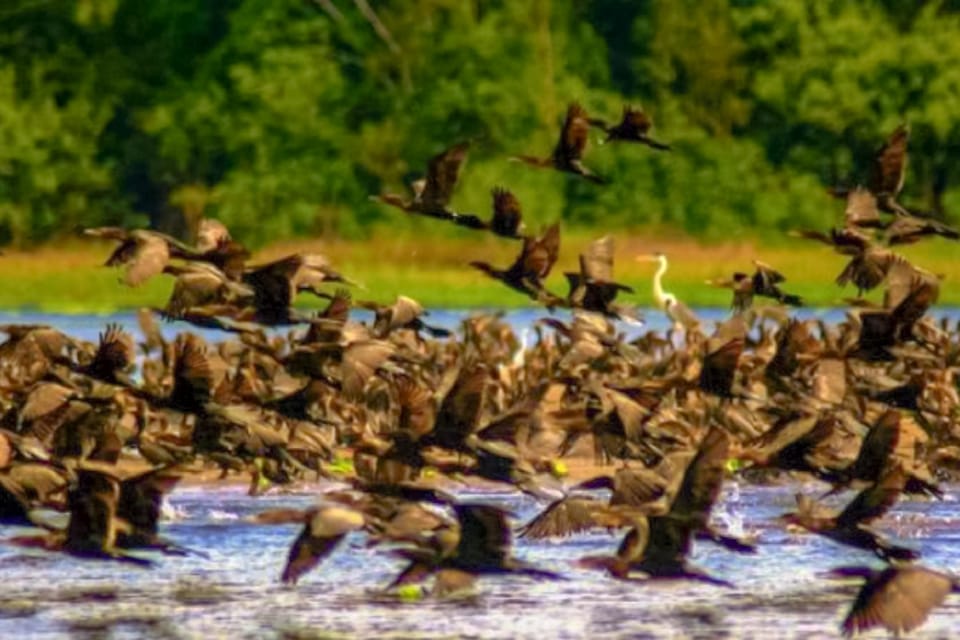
[580,428,749,585]
[443,187,526,238]
[709,260,803,312]
[564,236,637,320]
[390,502,561,591]
[242,253,353,325]
[781,467,918,561]
[512,102,607,184]
[699,315,746,398]
[470,223,561,302]
[589,105,671,150]
[827,564,960,637]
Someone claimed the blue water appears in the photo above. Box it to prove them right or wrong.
[1,482,958,639]
[0,306,947,345]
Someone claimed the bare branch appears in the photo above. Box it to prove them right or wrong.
[309,0,346,26]
[352,0,401,55]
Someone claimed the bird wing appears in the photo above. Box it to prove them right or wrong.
[422,141,470,210]
[169,333,215,409]
[431,365,487,450]
[124,232,172,287]
[453,503,512,567]
[555,102,590,161]
[86,324,136,381]
[527,223,562,280]
[699,317,746,396]
[518,495,606,539]
[847,410,902,483]
[669,427,730,523]
[280,527,344,584]
[117,468,182,540]
[395,376,436,440]
[66,470,120,554]
[341,339,396,400]
[490,187,523,238]
[870,124,909,198]
[581,235,615,282]
[844,187,883,228]
[836,467,907,527]
[842,566,954,636]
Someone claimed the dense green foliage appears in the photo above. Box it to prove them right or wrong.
[1,0,958,247]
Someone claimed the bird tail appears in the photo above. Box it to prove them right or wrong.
[642,137,672,151]
[778,293,804,307]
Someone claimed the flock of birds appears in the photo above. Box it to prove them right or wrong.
[1,103,960,637]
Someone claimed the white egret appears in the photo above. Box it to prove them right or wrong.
[636,252,700,333]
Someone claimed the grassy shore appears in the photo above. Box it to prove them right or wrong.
[2,231,958,312]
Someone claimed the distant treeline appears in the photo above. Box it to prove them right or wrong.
[1,0,959,247]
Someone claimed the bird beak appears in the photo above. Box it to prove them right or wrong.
[635,255,658,263]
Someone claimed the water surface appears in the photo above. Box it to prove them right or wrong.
[1,483,958,639]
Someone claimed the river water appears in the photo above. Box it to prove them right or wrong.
[1,310,959,638]
[1,482,958,639]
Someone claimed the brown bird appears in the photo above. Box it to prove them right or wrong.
[781,467,918,561]
[357,295,450,339]
[709,261,803,312]
[373,142,476,223]
[84,227,202,287]
[390,502,561,592]
[579,428,747,585]
[589,105,671,150]
[564,236,637,320]
[242,253,353,325]
[512,102,607,184]
[441,187,527,238]
[699,315,747,398]
[519,466,667,539]
[869,123,910,217]
[7,467,152,565]
[470,223,561,302]
[791,224,906,295]
[827,564,960,637]
[280,504,366,584]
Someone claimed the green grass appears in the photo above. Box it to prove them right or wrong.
[2,232,958,312]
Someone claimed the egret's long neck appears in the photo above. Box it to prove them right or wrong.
[652,257,668,309]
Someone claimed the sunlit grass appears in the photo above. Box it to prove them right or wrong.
[2,231,958,312]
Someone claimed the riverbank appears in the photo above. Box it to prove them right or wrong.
[2,231,957,311]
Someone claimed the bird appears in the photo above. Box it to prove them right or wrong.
[588,105,671,150]
[511,102,607,184]
[636,253,700,333]
[279,504,366,584]
[827,564,960,637]
[868,123,911,217]
[780,467,918,561]
[707,260,803,312]
[563,236,638,321]
[443,187,526,238]
[470,223,561,303]
[373,141,478,224]
[83,227,203,287]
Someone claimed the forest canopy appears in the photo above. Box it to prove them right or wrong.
[1,0,958,248]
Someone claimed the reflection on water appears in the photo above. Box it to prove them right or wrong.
[2,483,958,639]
